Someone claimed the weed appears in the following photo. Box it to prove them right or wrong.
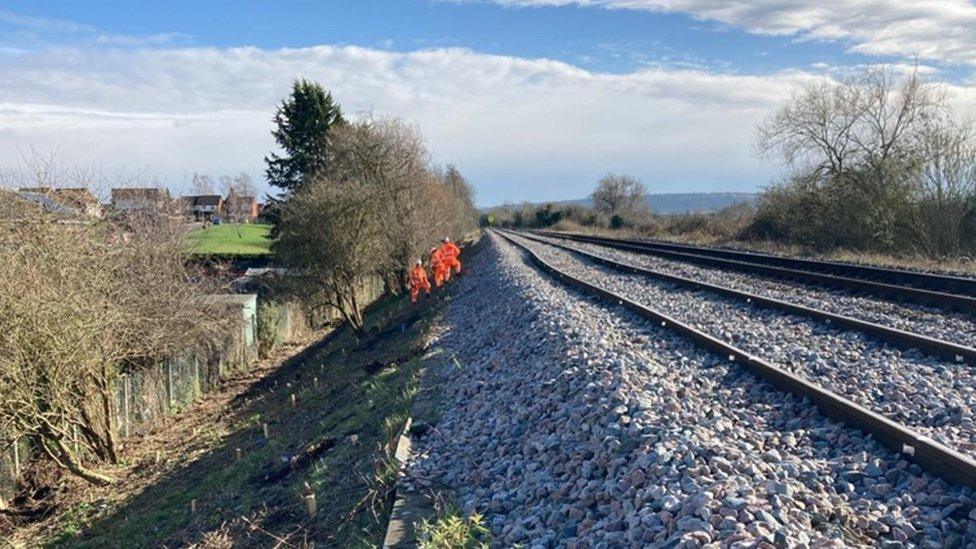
[416,506,492,549]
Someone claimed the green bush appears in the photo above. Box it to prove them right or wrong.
[744,160,933,254]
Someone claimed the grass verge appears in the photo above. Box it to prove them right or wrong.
[185,223,273,257]
[3,291,440,548]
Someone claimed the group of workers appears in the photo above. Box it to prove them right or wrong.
[409,237,462,303]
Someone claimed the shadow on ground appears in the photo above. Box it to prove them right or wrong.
[59,293,443,548]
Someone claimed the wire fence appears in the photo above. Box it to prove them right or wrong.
[0,294,261,497]
[1,278,386,499]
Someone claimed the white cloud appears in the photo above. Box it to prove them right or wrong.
[0,44,973,205]
[475,0,976,66]
[0,8,191,49]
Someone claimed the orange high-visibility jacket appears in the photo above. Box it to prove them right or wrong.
[409,265,431,290]
[442,241,461,259]
[430,248,445,268]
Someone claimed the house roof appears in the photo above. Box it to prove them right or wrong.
[224,195,257,209]
[182,195,222,207]
[20,187,98,206]
[111,188,171,203]
[17,187,99,210]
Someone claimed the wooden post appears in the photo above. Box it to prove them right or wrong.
[123,374,131,438]
[166,361,174,410]
[262,423,270,439]
[313,377,318,388]
[155,450,162,464]
[190,499,197,513]
[12,439,20,479]
[304,493,317,518]
[195,357,202,394]
[235,448,242,461]
[290,394,297,408]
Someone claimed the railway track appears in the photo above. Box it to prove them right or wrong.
[495,229,976,490]
[517,231,976,364]
[536,230,976,315]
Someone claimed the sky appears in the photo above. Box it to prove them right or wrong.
[1,1,976,206]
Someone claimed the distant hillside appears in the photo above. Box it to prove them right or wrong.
[544,192,757,215]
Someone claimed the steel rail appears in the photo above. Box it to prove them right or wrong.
[512,230,976,365]
[494,229,976,489]
[535,230,976,315]
[538,231,976,296]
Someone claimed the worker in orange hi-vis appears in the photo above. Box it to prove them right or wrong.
[408,259,431,303]
[441,237,462,276]
[429,246,448,288]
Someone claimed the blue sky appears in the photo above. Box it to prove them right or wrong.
[1,0,975,205]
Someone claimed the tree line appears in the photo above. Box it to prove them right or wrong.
[266,80,478,333]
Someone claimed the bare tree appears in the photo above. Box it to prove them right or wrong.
[590,173,649,222]
[752,63,976,254]
[913,116,976,254]
[326,117,436,291]
[220,173,259,234]
[757,64,946,179]
[190,172,216,195]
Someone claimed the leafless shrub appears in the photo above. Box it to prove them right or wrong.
[274,178,394,332]
[0,172,231,485]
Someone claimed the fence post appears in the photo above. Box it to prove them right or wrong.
[166,361,174,411]
[12,439,20,479]
[196,357,202,394]
[123,374,131,438]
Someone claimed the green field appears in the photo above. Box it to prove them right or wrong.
[185,223,273,256]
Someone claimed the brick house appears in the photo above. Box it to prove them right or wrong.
[222,194,259,222]
[181,195,223,221]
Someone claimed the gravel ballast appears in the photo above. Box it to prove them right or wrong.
[511,233,976,458]
[403,232,976,547]
[532,234,976,349]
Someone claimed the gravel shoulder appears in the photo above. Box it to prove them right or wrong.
[402,232,976,547]
[533,233,976,349]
